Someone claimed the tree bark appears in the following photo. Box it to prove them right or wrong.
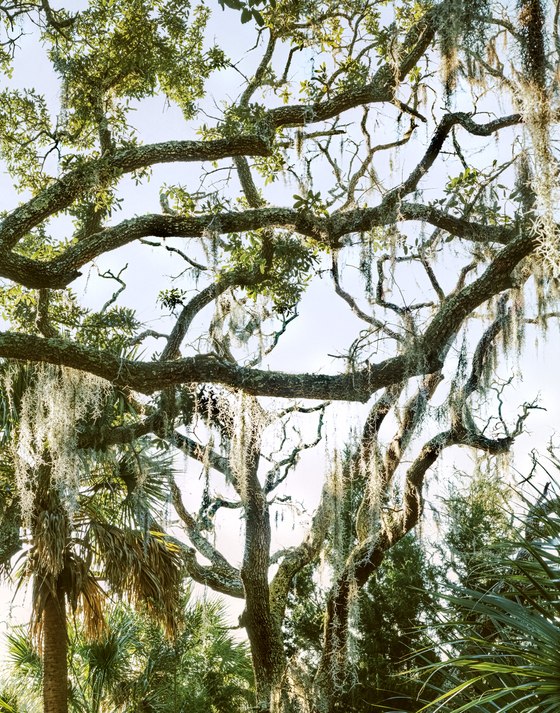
[42,578,68,713]
[241,476,287,712]
[235,404,287,712]
[32,462,70,713]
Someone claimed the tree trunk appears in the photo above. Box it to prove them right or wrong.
[42,578,68,713]
[237,410,287,713]
[33,463,69,713]
[244,605,286,713]
[241,481,287,712]
[313,535,391,713]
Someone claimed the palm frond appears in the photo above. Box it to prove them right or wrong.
[80,606,141,712]
[416,481,560,712]
[62,552,106,640]
[0,693,18,713]
[0,628,42,713]
[79,440,173,531]
[91,521,183,635]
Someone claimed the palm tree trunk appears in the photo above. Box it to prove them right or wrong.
[42,578,68,713]
[30,462,70,713]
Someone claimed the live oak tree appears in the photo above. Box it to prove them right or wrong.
[0,0,558,712]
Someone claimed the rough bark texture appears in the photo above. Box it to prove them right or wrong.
[0,228,536,401]
[42,580,68,713]
[239,431,287,712]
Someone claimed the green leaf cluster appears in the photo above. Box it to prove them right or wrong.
[1,594,254,713]
[220,102,270,139]
[222,232,319,313]
[49,0,226,149]
[418,477,560,712]
[343,534,441,712]
[292,189,327,215]
[158,287,187,312]
[218,0,271,27]
[0,89,54,192]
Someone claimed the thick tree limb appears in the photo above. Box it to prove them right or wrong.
[269,479,333,623]
[0,230,536,399]
[160,281,233,361]
[0,136,272,252]
[383,371,443,484]
[384,112,522,205]
[0,204,517,289]
[236,405,287,707]
[168,429,232,479]
[77,412,164,449]
[268,6,438,128]
[315,292,532,699]
[181,547,244,598]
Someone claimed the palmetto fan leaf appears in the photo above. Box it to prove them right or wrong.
[0,360,186,713]
[74,606,142,713]
[79,440,174,531]
[0,629,42,713]
[0,696,17,713]
[1,594,254,713]
[417,482,560,713]
[122,592,254,713]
